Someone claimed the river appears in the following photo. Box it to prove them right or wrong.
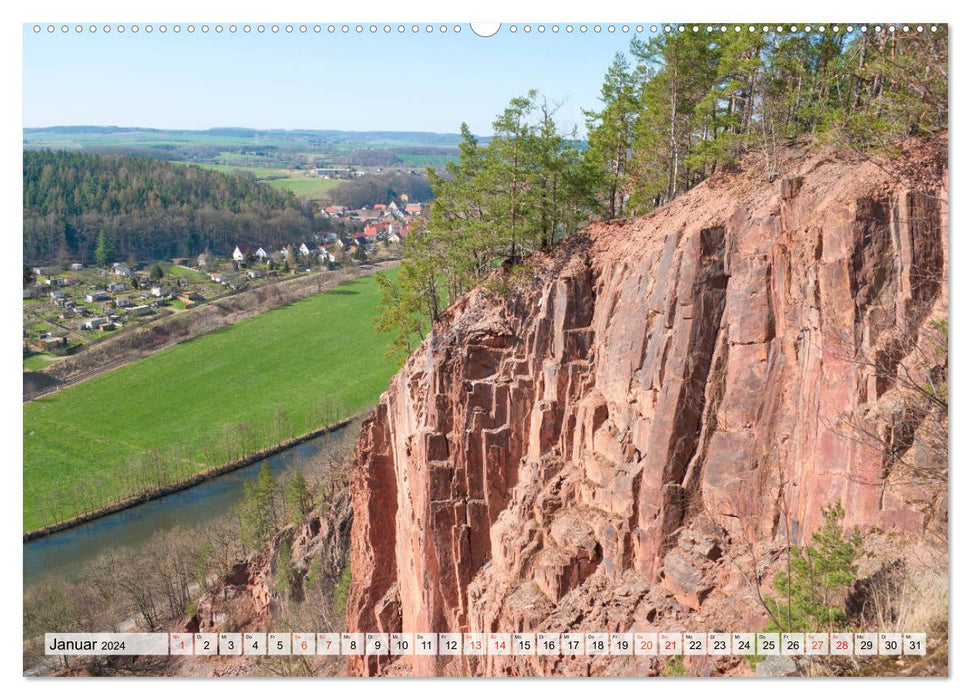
[23,425,351,587]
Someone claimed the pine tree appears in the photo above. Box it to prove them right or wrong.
[284,471,312,525]
[374,94,592,361]
[765,502,863,632]
[238,463,279,552]
[94,230,115,268]
[272,540,296,601]
[584,53,641,218]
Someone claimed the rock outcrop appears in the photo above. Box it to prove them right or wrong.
[346,137,948,676]
[188,487,353,636]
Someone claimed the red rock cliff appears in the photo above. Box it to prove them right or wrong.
[346,139,947,676]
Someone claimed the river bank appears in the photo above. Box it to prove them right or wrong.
[24,411,366,543]
[24,415,362,586]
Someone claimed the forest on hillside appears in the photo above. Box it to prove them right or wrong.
[376,26,949,356]
[323,171,436,209]
[23,151,317,263]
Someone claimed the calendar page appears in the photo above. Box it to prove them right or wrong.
[17,1,951,684]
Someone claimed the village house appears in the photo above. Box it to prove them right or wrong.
[197,252,214,268]
[49,290,66,303]
[69,262,84,271]
[84,291,110,303]
[364,220,405,241]
[361,223,380,240]
[315,167,353,179]
[111,263,132,277]
[114,297,133,308]
[130,305,152,316]
[79,317,113,331]
[210,273,227,284]
[255,247,269,262]
[232,245,252,263]
[107,282,128,292]
[298,242,315,258]
[247,269,263,279]
[36,334,67,350]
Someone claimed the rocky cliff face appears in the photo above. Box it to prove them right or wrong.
[346,138,948,676]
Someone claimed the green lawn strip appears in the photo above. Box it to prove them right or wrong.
[23,272,398,531]
[23,354,60,370]
[164,264,207,282]
[266,177,340,198]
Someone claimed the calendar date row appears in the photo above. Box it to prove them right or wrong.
[48,631,926,657]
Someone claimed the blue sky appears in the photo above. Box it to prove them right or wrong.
[23,24,643,137]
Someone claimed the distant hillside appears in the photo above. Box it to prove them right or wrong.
[22,126,468,152]
[23,126,469,171]
[23,150,316,264]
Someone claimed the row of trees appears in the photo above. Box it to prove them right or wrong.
[323,171,434,209]
[237,464,313,553]
[23,150,317,263]
[584,27,948,215]
[375,91,599,356]
[375,28,947,358]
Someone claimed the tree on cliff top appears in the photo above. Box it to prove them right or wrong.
[374,94,593,362]
[585,26,948,217]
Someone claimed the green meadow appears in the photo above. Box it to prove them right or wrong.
[195,163,341,199]
[23,272,399,531]
[23,354,60,371]
[265,176,340,199]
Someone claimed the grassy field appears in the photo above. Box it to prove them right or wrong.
[23,272,400,531]
[194,162,341,199]
[23,354,60,371]
[197,163,289,179]
[266,177,340,198]
[164,264,208,282]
